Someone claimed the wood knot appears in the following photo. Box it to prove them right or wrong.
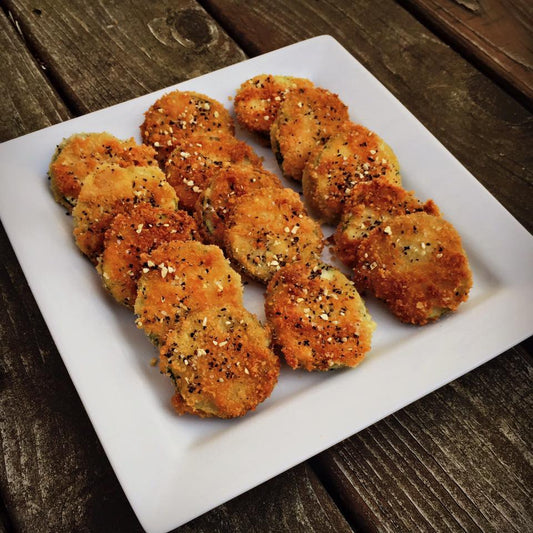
[148,8,219,50]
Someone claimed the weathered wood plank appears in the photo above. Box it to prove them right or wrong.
[400,0,533,108]
[4,0,246,114]
[0,230,144,532]
[0,11,143,533]
[202,0,533,233]
[181,463,353,533]
[0,3,354,532]
[311,345,533,532]
[0,9,70,140]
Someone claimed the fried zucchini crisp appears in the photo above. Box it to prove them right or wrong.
[196,166,282,247]
[223,187,324,283]
[49,132,157,211]
[270,87,349,181]
[234,74,314,136]
[265,261,375,371]
[164,132,263,212]
[98,205,197,307]
[302,124,401,224]
[72,165,178,263]
[159,306,280,418]
[140,90,234,165]
[134,240,243,345]
[334,180,440,268]
[353,212,472,325]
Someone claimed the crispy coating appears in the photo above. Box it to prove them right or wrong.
[134,240,243,345]
[164,132,263,212]
[270,87,349,181]
[159,306,280,418]
[265,261,375,371]
[140,90,234,165]
[223,187,324,283]
[49,132,157,211]
[234,74,314,136]
[334,180,440,267]
[353,212,472,325]
[302,124,402,224]
[98,205,197,307]
[196,166,282,246]
[72,165,178,263]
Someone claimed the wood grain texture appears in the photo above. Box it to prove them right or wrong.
[180,463,352,533]
[0,11,142,533]
[0,10,70,140]
[0,227,144,532]
[399,0,533,108]
[4,0,246,114]
[202,0,533,233]
[311,346,533,532]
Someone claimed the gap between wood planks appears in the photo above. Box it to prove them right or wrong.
[198,0,532,114]
[395,0,533,112]
[0,2,83,117]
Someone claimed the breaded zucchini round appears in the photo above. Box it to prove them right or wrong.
[302,124,401,224]
[49,132,156,211]
[270,87,349,181]
[72,165,178,263]
[97,205,197,307]
[140,90,234,165]
[159,306,280,418]
[334,180,440,267]
[265,261,375,371]
[234,74,314,136]
[164,131,263,212]
[353,212,472,325]
[134,240,243,345]
[196,165,282,246]
[223,187,324,283]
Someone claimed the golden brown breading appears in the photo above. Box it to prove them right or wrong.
[49,132,157,211]
[302,123,401,224]
[223,187,324,283]
[98,205,197,307]
[140,90,234,165]
[159,306,280,418]
[72,165,178,263]
[134,240,243,345]
[270,87,349,181]
[164,132,263,212]
[265,261,375,371]
[353,212,472,325]
[334,180,440,268]
[195,166,282,246]
[234,74,314,136]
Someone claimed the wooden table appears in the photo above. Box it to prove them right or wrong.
[1,1,531,531]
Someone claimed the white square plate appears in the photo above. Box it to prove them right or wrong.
[1,36,532,533]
